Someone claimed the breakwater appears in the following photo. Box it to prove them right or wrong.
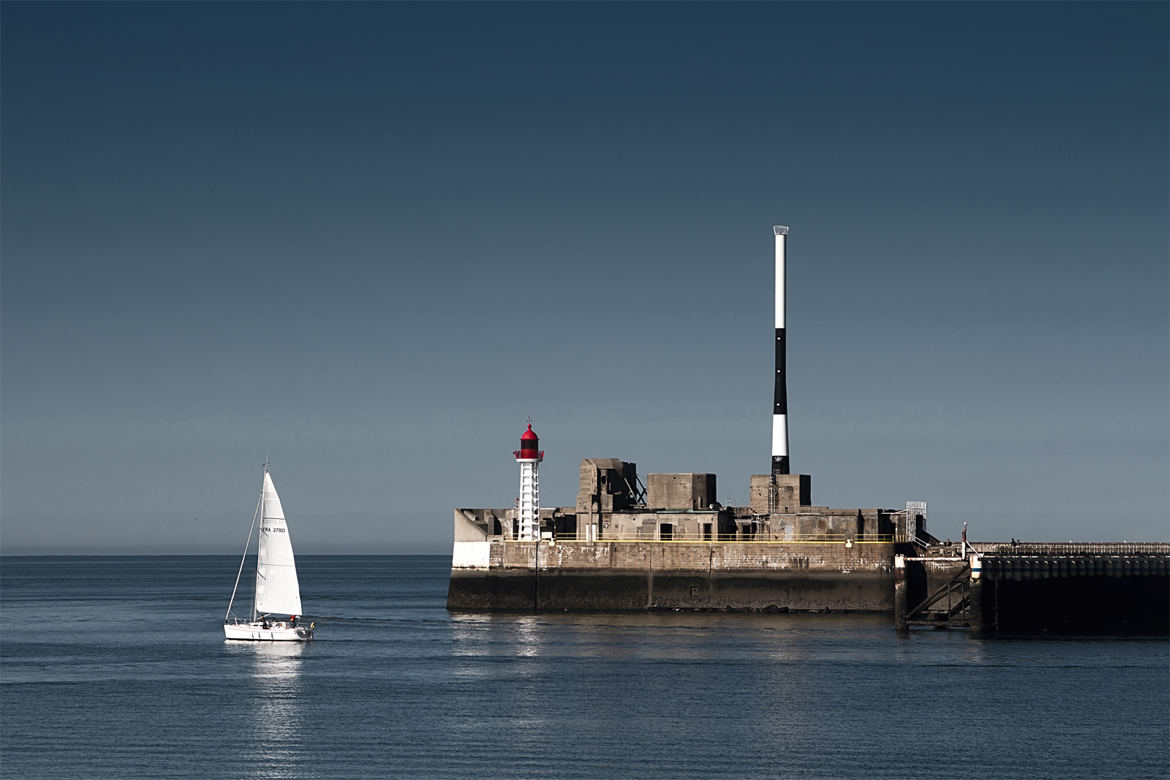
[450,539,1170,637]
[447,539,896,612]
[897,543,1170,636]
[971,543,1170,636]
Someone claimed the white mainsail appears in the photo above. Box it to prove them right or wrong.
[254,470,303,616]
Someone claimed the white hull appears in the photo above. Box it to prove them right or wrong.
[224,621,313,642]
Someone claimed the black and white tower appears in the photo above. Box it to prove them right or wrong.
[772,225,790,475]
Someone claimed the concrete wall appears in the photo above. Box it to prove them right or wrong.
[749,474,811,513]
[456,506,580,542]
[773,508,894,539]
[576,458,639,513]
[447,539,897,613]
[646,473,716,510]
[491,539,891,571]
[602,510,724,540]
[454,508,500,541]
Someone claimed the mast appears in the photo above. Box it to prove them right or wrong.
[253,460,268,621]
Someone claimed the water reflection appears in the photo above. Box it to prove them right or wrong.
[511,615,543,658]
[449,610,892,662]
[449,613,493,657]
[225,642,307,779]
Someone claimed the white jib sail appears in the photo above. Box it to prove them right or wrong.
[254,470,303,616]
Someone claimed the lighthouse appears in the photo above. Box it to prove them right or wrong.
[513,422,544,541]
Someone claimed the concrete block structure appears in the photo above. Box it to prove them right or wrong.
[749,474,810,514]
[448,457,912,612]
[456,459,903,546]
[646,473,717,511]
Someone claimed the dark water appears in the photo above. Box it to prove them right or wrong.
[2,556,1167,779]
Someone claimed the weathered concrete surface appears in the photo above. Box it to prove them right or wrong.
[646,473,717,510]
[447,569,537,611]
[447,540,896,613]
[449,568,894,612]
[748,473,810,513]
[902,556,968,610]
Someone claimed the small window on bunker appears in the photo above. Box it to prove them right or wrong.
[659,523,673,541]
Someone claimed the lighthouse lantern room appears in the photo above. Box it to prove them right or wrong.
[513,422,544,541]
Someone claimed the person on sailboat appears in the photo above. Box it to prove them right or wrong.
[290,615,297,628]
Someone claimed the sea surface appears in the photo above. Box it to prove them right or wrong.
[1,556,1167,779]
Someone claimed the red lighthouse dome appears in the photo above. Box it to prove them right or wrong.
[514,423,543,462]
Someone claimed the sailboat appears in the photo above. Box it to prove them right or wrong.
[224,463,314,641]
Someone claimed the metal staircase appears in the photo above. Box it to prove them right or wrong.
[905,561,972,629]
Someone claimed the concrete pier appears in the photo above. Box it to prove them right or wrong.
[898,543,1170,636]
[973,543,1169,635]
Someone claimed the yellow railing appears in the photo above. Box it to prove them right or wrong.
[503,533,900,545]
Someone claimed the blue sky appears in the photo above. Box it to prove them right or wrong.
[2,2,1166,553]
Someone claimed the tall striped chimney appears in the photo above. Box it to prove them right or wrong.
[772,225,790,475]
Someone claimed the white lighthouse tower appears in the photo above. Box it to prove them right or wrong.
[513,421,544,541]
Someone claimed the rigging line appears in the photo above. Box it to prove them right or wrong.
[224,480,264,623]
